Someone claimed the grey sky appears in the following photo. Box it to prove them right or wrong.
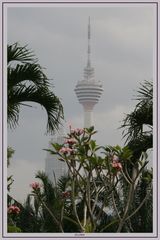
[7,3,155,202]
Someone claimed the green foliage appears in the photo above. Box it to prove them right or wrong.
[43,127,152,232]
[9,124,152,233]
[35,171,65,232]
[8,42,64,133]
[7,147,15,191]
[129,169,153,232]
[121,80,153,161]
[6,39,154,235]
[8,225,22,232]
[7,175,14,192]
[7,42,35,63]
[7,146,15,167]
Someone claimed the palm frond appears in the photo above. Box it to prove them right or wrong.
[8,63,49,89]
[7,43,64,133]
[121,80,153,144]
[121,105,152,144]
[35,171,65,232]
[57,175,70,192]
[35,171,54,188]
[127,135,153,160]
[7,103,20,129]
[35,171,56,201]
[129,169,153,232]
[8,83,64,133]
[7,42,36,64]
[136,80,153,103]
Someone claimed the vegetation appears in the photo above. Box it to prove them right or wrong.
[7,146,15,167]
[7,42,64,232]
[120,80,153,232]
[121,80,153,159]
[8,125,152,233]
[7,147,15,192]
[8,42,64,133]
[7,44,153,234]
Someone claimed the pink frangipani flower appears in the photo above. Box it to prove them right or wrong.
[30,182,41,190]
[112,161,122,171]
[8,205,20,214]
[59,147,73,155]
[62,191,71,199]
[64,138,77,145]
[71,128,84,136]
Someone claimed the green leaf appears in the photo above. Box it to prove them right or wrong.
[87,126,94,133]
[8,225,22,232]
[104,145,113,152]
[121,147,133,160]
[51,143,63,151]
[90,140,96,151]
[43,149,57,155]
[114,145,121,150]
[77,145,86,155]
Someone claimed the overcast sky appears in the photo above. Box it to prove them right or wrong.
[7,3,155,203]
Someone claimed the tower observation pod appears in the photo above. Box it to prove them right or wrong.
[74,17,103,128]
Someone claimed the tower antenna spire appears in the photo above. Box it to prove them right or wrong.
[87,16,91,67]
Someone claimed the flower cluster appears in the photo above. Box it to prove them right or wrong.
[8,205,20,214]
[111,155,122,171]
[64,138,77,145]
[112,161,122,171]
[30,182,41,190]
[71,128,84,136]
[62,191,71,199]
[58,127,81,156]
[59,147,74,155]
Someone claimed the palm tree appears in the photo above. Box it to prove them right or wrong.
[8,42,64,133]
[129,169,153,232]
[121,80,153,160]
[35,171,65,232]
[119,80,153,232]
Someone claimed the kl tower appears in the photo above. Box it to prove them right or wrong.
[74,17,103,128]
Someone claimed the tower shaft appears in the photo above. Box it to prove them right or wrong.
[84,108,93,128]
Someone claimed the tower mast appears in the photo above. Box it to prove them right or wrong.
[87,16,91,67]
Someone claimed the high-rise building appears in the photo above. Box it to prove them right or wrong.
[45,129,68,183]
[74,17,103,127]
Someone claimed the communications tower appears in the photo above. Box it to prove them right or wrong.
[74,17,103,127]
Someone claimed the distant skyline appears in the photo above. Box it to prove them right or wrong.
[7,3,155,202]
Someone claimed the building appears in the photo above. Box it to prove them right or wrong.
[45,128,68,183]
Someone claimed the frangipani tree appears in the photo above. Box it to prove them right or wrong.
[43,126,152,232]
[9,127,152,233]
